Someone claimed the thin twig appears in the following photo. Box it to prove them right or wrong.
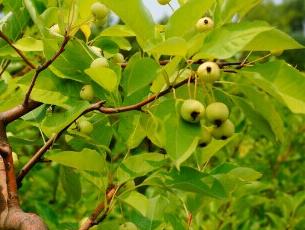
[23,35,70,105]
[0,31,36,69]
[0,60,11,78]
[79,186,118,230]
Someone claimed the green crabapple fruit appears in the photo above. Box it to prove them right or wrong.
[91,2,109,19]
[206,102,229,126]
[119,222,138,230]
[80,85,94,101]
[211,119,235,140]
[157,0,171,5]
[197,61,220,83]
[198,127,213,147]
[196,17,214,32]
[90,57,109,68]
[78,120,94,135]
[180,99,205,123]
[12,152,19,168]
[112,53,125,64]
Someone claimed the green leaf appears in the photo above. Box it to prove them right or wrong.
[0,0,30,46]
[219,0,261,24]
[45,39,93,82]
[193,21,271,59]
[166,167,227,198]
[100,0,155,48]
[85,67,118,92]
[147,37,188,57]
[229,167,262,181]
[41,101,89,137]
[165,0,215,38]
[23,0,45,35]
[120,191,149,216]
[196,135,237,165]
[47,149,107,173]
[243,28,304,51]
[243,61,305,114]
[232,96,275,141]
[100,25,136,37]
[162,104,201,168]
[60,166,81,203]
[240,86,284,142]
[14,37,43,51]
[116,153,167,184]
[127,57,159,95]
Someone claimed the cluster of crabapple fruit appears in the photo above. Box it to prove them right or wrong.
[180,61,235,148]
[90,2,110,27]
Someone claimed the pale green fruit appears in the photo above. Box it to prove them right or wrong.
[112,53,125,64]
[80,85,94,101]
[119,222,138,230]
[91,2,109,19]
[78,120,94,135]
[79,217,98,230]
[271,49,283,56]
[206,102,229,126]
[12,152,19,168]
[197,62,220,83]
[95,16,108,27]
[91,57,109,68]
[157,0,171,5]
[212,119,235,140]
[180,99,205,123]
[196,17,214,32]
[198,127,213,147]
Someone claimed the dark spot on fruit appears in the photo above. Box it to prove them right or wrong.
[214,119,222,127]
[221,136,228,140]
[206,66,212,73]
[199,142,207,147]
[204,19,208,24]
[191,111,200,120]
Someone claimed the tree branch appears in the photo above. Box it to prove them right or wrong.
[79,186,117,230]
[1,100,42,125]
[0,31,36,69]
[23,35,70,105]
[0,121,47,229]
[17,77,192,184]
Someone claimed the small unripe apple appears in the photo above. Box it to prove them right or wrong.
[78,120,94,135]
[80,85,94,101]
[206,102,229,126]
[90,57,109,68]
[12,152,19,168]
[211,119,235,140]
[197,62,220,83]
[180,99,205,123]
[95,16,108,27]
[198,127,213,147]
[196,17,214,32]
[79,217,98,230]
[157,0,171,5]
[112,53,125,64]
[91,2,109,19]
[119,222,138,230]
